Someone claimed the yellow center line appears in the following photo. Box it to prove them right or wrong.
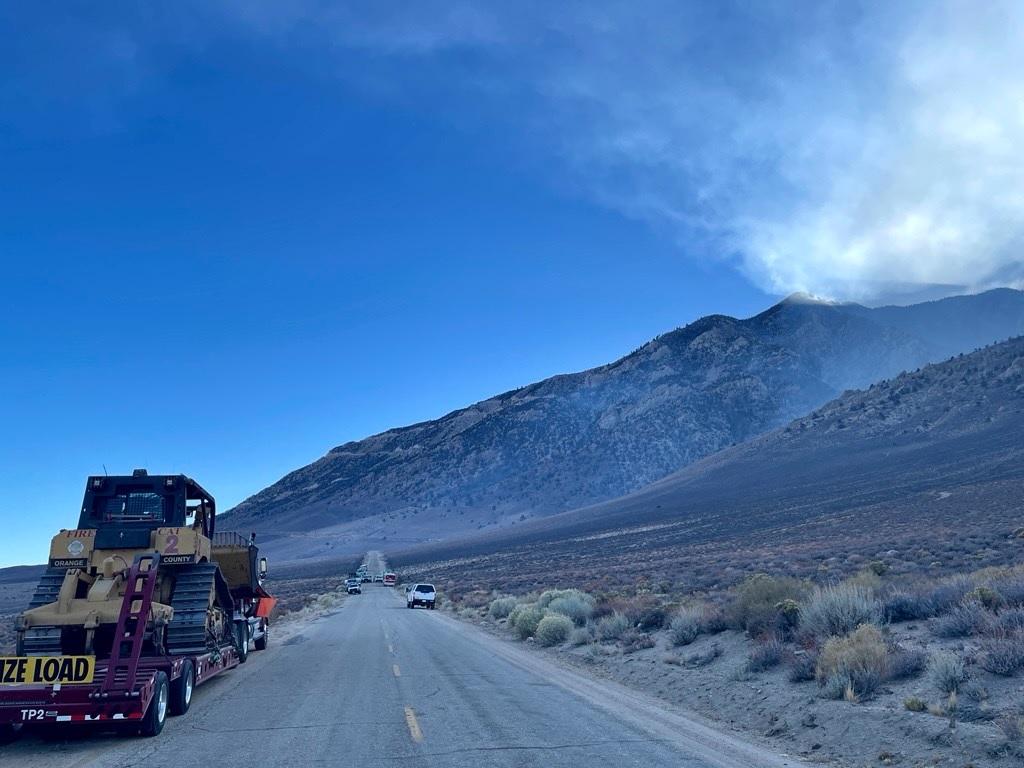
[404,706,423,743]
[392,664,401,677]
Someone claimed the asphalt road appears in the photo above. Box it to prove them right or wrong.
[1,585,795,768]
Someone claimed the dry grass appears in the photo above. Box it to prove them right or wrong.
[816,624,889,699]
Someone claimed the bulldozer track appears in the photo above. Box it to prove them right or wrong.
[28,567,66,609]
[166,563,220,655]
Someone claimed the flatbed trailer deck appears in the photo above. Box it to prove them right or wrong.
[0,645,240,729]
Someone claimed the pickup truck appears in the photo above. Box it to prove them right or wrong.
[345,578,362,595]
[406,583,436,609]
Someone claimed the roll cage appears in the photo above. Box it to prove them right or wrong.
[78,471,217,538]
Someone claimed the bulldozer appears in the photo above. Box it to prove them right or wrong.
[0,470,275,737]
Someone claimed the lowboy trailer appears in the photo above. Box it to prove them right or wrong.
[0,553,242,736]
[0,471,275,738]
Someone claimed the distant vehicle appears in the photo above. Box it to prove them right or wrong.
[406,583,436,609]
[383,572,397,586]
[345,578,361,595]
[373,573,383,583]
[361,575,371,583]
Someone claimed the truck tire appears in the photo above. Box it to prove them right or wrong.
[254,622,268,651]
[235,621,249,663]
[169,660,194,716]
[139,672,169,737]
[428,602,435,610]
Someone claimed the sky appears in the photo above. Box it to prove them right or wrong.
[2,1,1023,565]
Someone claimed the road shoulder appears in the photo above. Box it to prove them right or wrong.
[431,611,800,768]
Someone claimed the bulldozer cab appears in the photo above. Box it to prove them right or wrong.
[78,470,216,548]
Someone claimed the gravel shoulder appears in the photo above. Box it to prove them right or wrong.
[451,611,1020,768]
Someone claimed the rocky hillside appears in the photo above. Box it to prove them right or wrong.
[392,334,1024,592]
[226,289,1024,557]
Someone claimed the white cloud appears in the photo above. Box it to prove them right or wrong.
[207,1,1024,299]
[34,1,1023,301]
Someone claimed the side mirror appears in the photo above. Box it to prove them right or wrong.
[259,557,268,579]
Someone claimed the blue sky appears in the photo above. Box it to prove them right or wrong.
[2,2,1022,565]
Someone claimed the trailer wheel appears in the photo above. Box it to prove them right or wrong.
[169,660,194,716]
[140,672,169,737]
[254,622,268,651]
[235,621,249,663]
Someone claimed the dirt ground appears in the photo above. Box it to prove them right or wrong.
[452,611,1024,768]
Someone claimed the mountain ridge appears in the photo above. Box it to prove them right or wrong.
[224,288,1024,561]
[388,333,1024,591]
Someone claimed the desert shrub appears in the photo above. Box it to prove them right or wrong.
[992,574,1024,607]
[977,635,1024,676]
[635,604,671,631]
[569,626,593,646]
[816,624,888,699]
[594,593,659,625]
[888,646,927,680]
[546,595,595,626]
[507,602,528,626]
[931,601,993,638]
[488,596,519,620]
[967,586,1004,611]
[699,604,729,634]
[820,672,855,700]
[996,607,1024,634]
[904,696,927,712]
[998,712,1024,742]
[786,649,818,682]
[867,560,889,576]
[669,606,704,646]
[729,574,808,636]
[928,651,968,694]
[681,643,722,668]
[620,629,656,653]
[511,604,545,640]
[535,614,574,647]
[747,636,786,672]
[958,682,996,722]
[883,588,936,622]
[928,576,973,614]
[537,589,594,611]
[596,612,631,642]
[591,595,628,620]
[450,588,492,610]
[800,585,883,639]
[846,568,883,593]
[775,598,802,633]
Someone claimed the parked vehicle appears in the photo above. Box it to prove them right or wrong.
[345,578,361,595]
[406,583,436,609]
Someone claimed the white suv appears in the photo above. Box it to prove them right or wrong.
[406,583,436,609]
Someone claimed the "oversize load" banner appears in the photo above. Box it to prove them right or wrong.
[0,656,95,685]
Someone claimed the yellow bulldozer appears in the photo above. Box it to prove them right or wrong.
[1,470,275,736]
